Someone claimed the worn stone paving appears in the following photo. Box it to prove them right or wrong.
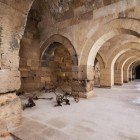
[10,80,140,140]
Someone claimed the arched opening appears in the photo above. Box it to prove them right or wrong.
[41,42,75,88]
[18,0,80,92]
[80,18,140,66]
[135,65,140,79]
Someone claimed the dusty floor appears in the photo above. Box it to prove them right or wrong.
[9,80,140,140]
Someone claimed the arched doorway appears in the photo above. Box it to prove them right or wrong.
[135,65,140,79]
[41,42,75,88]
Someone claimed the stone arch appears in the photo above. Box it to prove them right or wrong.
[99,42,140,87]
[100,49,133,87]
[106,42,140,68]
[79,18,140,66]
[114,50,140,85]
[39,35,78,89]
[110,48,140,85]
[87,29,139,66]
[123,57,140,83]
[104,38,140,62]
[40,34,78,66]
[130,62,140,80]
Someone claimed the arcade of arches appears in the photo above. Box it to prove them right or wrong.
[0,0,140,139]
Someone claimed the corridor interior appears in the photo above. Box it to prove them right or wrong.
[4,80,140,140]
[0,0,140,140]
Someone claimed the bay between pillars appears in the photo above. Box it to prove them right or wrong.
[72,65,94,98]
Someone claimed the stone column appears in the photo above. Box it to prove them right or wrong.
[72,65,94,98]
[123,69,129,83]
[114,69,123,85]
[129,69,132,81]
[132,69,135,80]
[0,1,33,134]
[100,68,112,88]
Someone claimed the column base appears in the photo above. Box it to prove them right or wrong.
[114,83,123,86]
[123,81,128,83]
[79,91,94,98]
[0,93,22,135]
[99,85,111,88]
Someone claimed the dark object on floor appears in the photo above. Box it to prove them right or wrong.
[33,96,53,100]
[54,92,71,107]
[16,91,24,96]
[64,98,70,105]
[59,86,80,103]
[23,97,36,110]
[55,94,63,107]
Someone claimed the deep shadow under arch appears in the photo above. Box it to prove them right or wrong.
[136,65,140,79]
[40,34,78,66]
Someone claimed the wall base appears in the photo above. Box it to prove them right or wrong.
[79,91,94,98]
[99,85,111,88]
[0,93,22,135]
[114,83,123,86]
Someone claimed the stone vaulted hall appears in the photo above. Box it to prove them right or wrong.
[0,0,140,140]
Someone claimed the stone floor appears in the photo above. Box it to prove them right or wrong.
[8,80,140,140]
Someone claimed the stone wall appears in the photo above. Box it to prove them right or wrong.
[0,0,139,133]
[19,42,74,92]
[94,61,100,87]
[0,93,21,134]
[0,0,33,134]
[18,0,139,94]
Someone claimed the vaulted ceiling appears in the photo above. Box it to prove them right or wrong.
[30,0,121,22]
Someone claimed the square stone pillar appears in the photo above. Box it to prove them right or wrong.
[100,68,112,88]
[0,0,33,135]
[114,69,123,85]
[72,65,94,98]
[129,69,132,81]
[123,69,129,83]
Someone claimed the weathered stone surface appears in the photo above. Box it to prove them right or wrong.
[0,93,21,134]
[0,0,140,134]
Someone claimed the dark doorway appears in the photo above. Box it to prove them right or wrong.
[136,65,140,79]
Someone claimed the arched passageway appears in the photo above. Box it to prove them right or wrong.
[41,42,76,88]
[0,0,140,134]
[135,65,140,79]
[18,0,79,92]
[19,34,78,92]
